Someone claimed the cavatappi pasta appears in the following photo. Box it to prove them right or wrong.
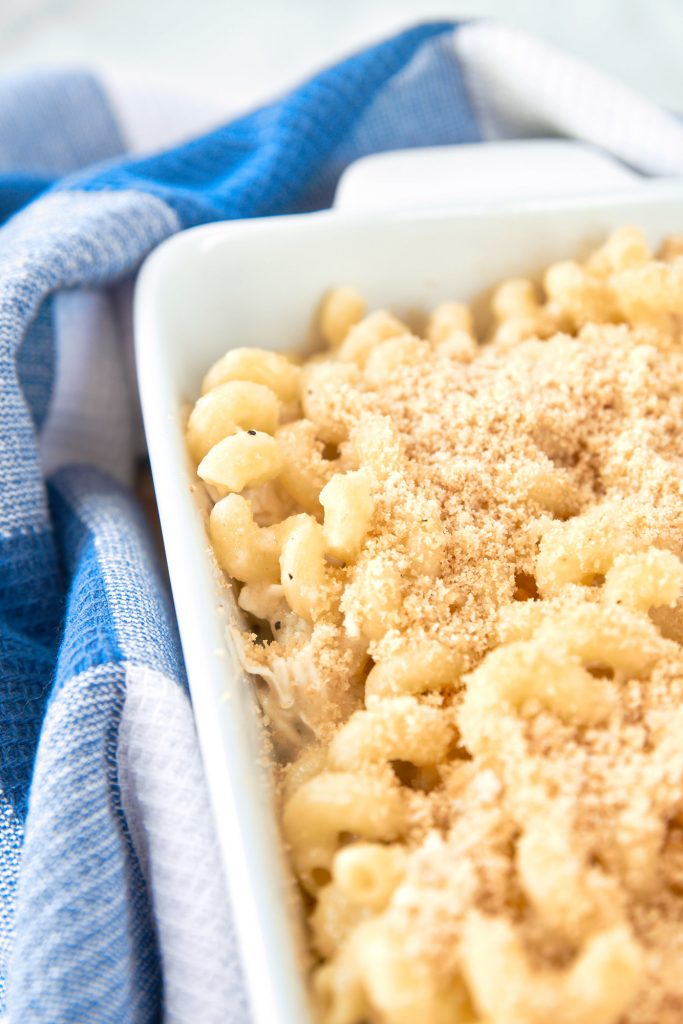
[189,226,683,1024]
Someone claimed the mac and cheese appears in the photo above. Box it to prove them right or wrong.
[189,227,683,1024]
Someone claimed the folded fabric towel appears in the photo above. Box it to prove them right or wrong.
[2,20,683,1024]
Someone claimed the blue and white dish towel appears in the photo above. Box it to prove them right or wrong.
[1,20,683,1024]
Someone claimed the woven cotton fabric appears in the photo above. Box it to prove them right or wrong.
[1,20,683,1023]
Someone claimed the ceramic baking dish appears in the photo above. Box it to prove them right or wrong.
[134,159,683,1024]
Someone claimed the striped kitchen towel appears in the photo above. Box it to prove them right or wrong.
[1,20,683,1024]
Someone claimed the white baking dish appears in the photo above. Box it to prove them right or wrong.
[134,163,683,1024]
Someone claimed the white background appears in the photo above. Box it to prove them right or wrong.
[0,0,682,114]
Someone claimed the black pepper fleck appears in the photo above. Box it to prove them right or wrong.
[247,429,257,436]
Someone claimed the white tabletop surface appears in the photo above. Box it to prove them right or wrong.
[1,0,682,115]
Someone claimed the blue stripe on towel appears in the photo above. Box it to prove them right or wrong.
[0,70,125,175]
[63,23,462,225]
